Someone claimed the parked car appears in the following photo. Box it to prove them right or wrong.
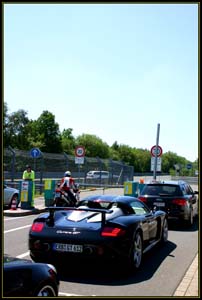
[3,255,59,296]
[4,184,19,208]
[138,180,198,226]
[29,195,168,271]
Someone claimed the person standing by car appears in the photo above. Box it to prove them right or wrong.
[59,171,77,205]
[22,165,35,207]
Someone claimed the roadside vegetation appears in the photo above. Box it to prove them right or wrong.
[3,103,198,175]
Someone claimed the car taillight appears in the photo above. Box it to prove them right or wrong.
[101,227,126,237]
[172,199,187,206]
[138,196,147,203]
[31,222,44,232]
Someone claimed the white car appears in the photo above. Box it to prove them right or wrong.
[86,171,110,179]
[4,184,19,208]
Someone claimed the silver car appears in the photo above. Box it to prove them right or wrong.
[4,184,19,208]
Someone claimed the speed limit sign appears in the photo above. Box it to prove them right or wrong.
[75,146,85,157]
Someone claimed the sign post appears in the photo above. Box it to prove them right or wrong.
[30,148,41,171]
[75,146,85,182]
[151,124,163,180]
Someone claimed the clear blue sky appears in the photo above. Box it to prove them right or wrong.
[4,3,199,162]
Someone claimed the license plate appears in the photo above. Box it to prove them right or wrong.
[53,243,83,253]
[154,202,165,207]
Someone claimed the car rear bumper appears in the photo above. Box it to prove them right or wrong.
[29,238,131,264]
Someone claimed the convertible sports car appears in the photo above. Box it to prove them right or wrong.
[3,255,59,296]
[29,195,168,271]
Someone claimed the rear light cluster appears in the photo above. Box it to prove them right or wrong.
[101,227,126,237]
[31,222,44,232]
[138,196,147,203]
[172,199,187,206]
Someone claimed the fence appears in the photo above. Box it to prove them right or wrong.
[3,147,134,187]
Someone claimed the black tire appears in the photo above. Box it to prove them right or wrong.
[160,218,168,243]
[128,231,143,270]
[184,209,194,227]
[33,281,58,296]
[9,194,18,209]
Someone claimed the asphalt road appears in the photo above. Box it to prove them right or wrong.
[4,186,199,296]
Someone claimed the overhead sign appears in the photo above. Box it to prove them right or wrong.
[150,157,162,172]
[75,146,85,157]
[150,145,163,157]
[30,148,41,158]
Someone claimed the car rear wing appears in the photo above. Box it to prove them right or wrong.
[46,206,113,227]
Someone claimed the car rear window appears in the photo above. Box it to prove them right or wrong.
[141,184,183,196]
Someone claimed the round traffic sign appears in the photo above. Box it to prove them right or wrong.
[30,148,41,158]
[75,146,85,157]
[150,145,163,157]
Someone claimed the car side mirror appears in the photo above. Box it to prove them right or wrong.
[194,191,199,195]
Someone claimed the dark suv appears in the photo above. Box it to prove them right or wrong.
[138,180,198,226]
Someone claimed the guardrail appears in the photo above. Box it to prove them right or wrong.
[171,176,199,185]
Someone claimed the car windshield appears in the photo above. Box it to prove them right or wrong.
[141,184,183,196]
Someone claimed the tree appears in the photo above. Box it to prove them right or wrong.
[76,134,110,158]
[3,102,9,147]
[61,128,76,155]
[33,111,63,153]
[133,148,151,173]
[117,144,136,166]
[4,107,30,149]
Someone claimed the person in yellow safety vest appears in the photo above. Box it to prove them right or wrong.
[22,165,35,207]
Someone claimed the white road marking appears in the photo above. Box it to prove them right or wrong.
[16,251,30,259]
[4,215,33,221]
[59,292,96,296]
[4,224,31,233]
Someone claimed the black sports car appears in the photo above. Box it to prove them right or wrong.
[3,255,59,296]
[29,195,168,271]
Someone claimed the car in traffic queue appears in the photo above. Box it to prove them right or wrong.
[138,180,198,227]
[29,194,168,271]
[4,184,19,208]
[3,255,59,297]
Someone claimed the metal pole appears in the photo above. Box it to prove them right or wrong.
[8,146,15,182]
[78,163,80,183]
[153,123,160,180]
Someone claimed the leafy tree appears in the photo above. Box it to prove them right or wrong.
[61,128,76,155]
[26,120,46,149]
[33,111,63,153]
[3,103,198,170]
[4,108,30,149]
[76,134,110,158]
[108,147,121,161]
[133,148,151,173]
[3,102,9,147]
[117,144,136,166]
[111,141,119,151]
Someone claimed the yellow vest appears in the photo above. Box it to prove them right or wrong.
[23,170,35,180]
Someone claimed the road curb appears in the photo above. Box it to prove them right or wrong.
[4,208,47,217]
[173,253,198,296]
